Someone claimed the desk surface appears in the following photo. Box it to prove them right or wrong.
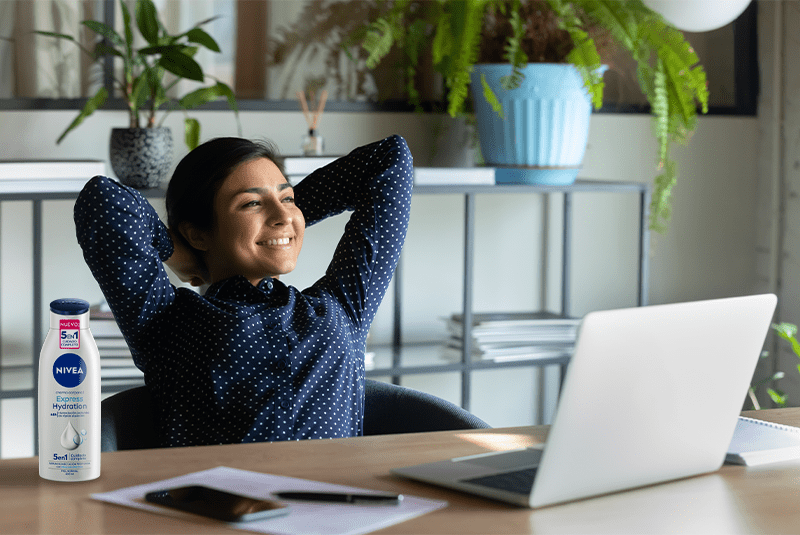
[3,408,800,534]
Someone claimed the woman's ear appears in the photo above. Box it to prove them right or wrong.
[179,222,210,251]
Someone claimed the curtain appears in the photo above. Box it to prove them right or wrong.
[0,0,98,99]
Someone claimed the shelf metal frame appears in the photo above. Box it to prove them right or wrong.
[0,179,650,451]
[374,180,652,413]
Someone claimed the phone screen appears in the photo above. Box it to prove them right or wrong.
[145,485,290,523]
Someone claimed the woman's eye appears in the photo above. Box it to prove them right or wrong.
[242,200,260,208]
[282,196,295,203]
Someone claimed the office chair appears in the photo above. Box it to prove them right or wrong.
[101,380,490,452]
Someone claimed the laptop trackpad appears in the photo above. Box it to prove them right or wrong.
[455,446,544,470]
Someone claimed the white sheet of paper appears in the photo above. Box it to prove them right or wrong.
[91,466,447,535]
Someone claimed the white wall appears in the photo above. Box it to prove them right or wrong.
[0,103,759,457]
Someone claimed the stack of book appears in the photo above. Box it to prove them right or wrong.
[441,311,580,363]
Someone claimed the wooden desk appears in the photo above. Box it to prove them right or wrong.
[3,408,800,534]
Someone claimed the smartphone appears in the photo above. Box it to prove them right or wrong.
[145,485,290,523]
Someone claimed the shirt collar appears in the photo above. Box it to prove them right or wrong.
[205,275,279,302]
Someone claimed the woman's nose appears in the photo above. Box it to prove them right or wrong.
[266,200,292,225]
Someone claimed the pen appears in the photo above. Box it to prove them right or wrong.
[274,491,403,505]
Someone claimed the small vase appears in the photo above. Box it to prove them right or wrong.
[109,127,174,189]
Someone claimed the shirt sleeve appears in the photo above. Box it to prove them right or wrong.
[73,176,176,359]
[294,134,413,334]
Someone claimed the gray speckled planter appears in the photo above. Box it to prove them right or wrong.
[109,127,174,189]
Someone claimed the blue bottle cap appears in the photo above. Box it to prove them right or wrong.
[50,298,90,316]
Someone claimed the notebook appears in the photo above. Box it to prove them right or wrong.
[726,416,800,466]
[392,294,778,508]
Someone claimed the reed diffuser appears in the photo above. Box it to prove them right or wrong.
[297,87,328,156]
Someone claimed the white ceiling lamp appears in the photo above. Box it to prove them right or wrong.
[642,0,752,32]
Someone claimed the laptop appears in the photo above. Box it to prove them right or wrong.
[392,294,778,508]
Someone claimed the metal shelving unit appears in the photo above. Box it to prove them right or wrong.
[0,178,650,451]
[365,180,651,415]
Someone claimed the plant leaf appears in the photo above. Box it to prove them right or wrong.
[444,0,489,117]
[774,322,798,339]
[158,49,204,82]
[481,74,503,119]
[179,86,222,110]
[362,19,396,70]
[773,322,800,358]
[56,87,108,144]
[185,118,201,151]
[136,0,161,45]
[82,20,124,47]
[92,42,123,60]
[186,27,220,52]
[34,30,76,42]
[119,0,134,83]
[767,388,788,407]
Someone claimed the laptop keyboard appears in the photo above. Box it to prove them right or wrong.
[462,467,538,495]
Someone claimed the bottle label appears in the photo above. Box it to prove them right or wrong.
[52,353,87,389]
[59,319,80,349]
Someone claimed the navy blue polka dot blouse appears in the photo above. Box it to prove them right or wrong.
[74,135,413,447]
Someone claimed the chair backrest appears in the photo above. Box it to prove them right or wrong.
[101,385,159,452]
[363,379,490,435]
[101,379,490,451]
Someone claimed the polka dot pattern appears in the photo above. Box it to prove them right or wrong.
[74,135,413,447]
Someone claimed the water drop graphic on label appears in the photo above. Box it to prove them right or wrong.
[60,421,82,450]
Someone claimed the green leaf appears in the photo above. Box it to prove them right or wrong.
[136,0,161,45]
[179,86,222,110]
[34,30,76,42]
[214,81,238,112]
[213,81,242,136]
[119,0,134,76]
[773,322,800,358]
[129,73,148,112]
[767,388,788,407]
[185,118,201,151]
[92,42,123,60]
[500,9,527,91]
[481,74,503,119]
[362,19,396,70]
[158,49,204,82]
[443,0,488,117]
[186,28,220,52]
[431,12,452,67]
[82,20,124,47]
[56,87,108,144]
[35,30,98,60]
[773,322,798,339]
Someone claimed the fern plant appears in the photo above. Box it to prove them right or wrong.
[356,0,709,232]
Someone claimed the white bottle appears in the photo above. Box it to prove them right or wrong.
[38,298,101,481]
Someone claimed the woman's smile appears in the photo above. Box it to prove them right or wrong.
[260,237,292,247]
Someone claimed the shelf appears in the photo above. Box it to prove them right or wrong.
[0,172,650,451]
[413,179,649,196]
[365,343,571,378]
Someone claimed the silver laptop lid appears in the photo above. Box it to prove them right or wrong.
[530,294,777,507]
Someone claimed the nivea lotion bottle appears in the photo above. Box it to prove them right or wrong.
[39,298,100,481]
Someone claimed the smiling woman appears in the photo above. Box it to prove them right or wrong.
[167,139,306,286]
[74,134,414,447]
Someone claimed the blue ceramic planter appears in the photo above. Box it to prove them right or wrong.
[470,64,593,185]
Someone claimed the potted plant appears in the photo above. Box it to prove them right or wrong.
[36,0,239,188]
[355,0,709,232]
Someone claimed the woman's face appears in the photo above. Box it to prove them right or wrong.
[196,157,305,286]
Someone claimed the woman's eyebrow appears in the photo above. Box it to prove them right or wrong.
[236,183,293,196]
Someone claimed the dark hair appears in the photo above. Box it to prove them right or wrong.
[166,137,282,252]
